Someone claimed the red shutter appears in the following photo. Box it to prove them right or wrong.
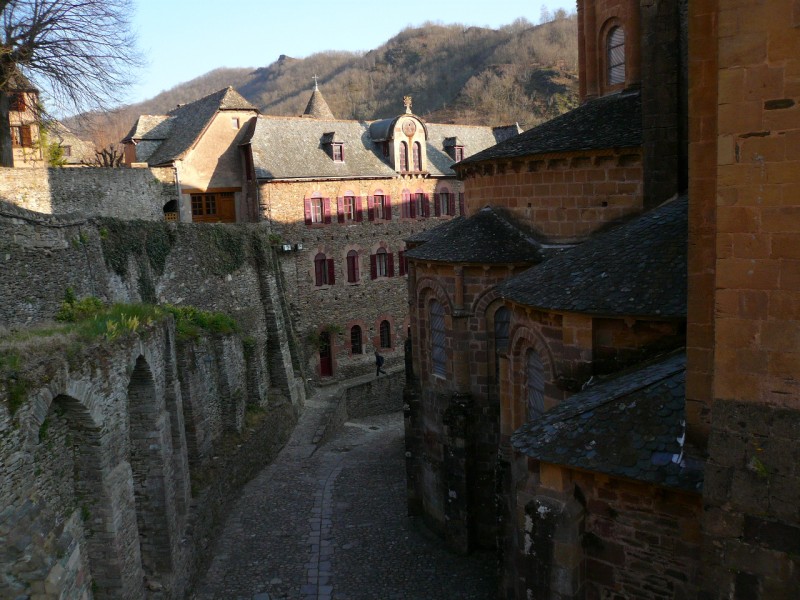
[20,125,32,148]
[385,195,392,220]
[327,258,335,285]
[367,196,375,221]
[399,250,406,276]
[323,197,332,224]
[387,252,395,277]
[458,192,465,216]
[304,199,312,226]
[410,197,417,218]
[356,196,363,222]
[424,194,430,217]
[448,193,455,216]
[370,254,377,279]
[434,194,441,216]
[337,197,344,223]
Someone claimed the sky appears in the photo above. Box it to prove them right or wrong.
[127,0,577,105]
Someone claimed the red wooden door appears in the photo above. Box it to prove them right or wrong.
[319,332,333,377]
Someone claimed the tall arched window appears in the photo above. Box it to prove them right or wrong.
[413,141,422,171]
[350,325,363,354]
[346,250,359,282]
[375,248,388,277]
[526,350,545,420]
[430,301,446,377]
[607,26,625,86]
[379,320,392,349]
[399,141,409,171]
[493,307,510,383]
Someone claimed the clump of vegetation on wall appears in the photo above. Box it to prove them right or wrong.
[96,219,177,302]
[0,351,28,415]
[162,304,239,339]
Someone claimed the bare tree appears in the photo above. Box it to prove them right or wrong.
[0,0,141,166]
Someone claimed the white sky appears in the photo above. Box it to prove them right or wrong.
[127,0,577,105]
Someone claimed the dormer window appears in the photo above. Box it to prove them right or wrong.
[607,26,626,86]
[322,132,344,162]
[444,137,464,162]
[232,117,240,129]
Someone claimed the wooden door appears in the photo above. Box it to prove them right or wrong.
[319,332,333,377]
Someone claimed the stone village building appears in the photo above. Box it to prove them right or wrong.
[6,72,43,167]
[403,0,800,598]
[122,87,519,382]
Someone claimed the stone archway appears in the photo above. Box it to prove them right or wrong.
[127,355,177,587]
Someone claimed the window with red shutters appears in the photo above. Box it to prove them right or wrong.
[375,248,388,277]
[385,195,392,220]
[355,196,364,222]
[374,194,385,220]
[323,197,332,224]
[309,197,323,224]
[314,253,327,286]
[423,193,431,217]
[346,250,359,282]
[401,190,411,218]
[386,251,394,277]
[367,196,375,221]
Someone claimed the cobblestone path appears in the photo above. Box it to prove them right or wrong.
[192,386,497,600]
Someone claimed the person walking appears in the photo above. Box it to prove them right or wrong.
[375,350,387,376]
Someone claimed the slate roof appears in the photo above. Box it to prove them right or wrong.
[249,117,513,180]
[303,87,335,119]
[124,87,257,166]
[404,206,549,264]
[499,195,687,318]
[459,90,642,166]
[511,352,703,492]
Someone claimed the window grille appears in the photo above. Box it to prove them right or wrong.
[351,326,363,354]
[607,27,626,85]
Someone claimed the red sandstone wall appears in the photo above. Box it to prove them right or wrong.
[463,150,643,243]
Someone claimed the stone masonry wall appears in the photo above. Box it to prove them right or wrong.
[0,167,176,220]
[0,318,298,600]
[261,176,465,382]
[460,149,643,242]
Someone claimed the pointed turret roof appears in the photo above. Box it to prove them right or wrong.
[303,84,335,119]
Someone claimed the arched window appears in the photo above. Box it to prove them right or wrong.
[310,196,323,223]
[399,141,409,171]
[430,301,446,377]
[493,307,510,383]
[526,350,545,420]
[314,252,334,286]
[607,26,625,86]
[413,141,422,171]
[379,320,392,349]
[351,325,363,354]
[346,250,359,283]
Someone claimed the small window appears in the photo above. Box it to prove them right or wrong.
[232,117,240,129]
[454,146,464,162]
[437,190,452,216]
[430,301,446,377]
[9,93,25,112]
[311,197,323,223]
[343,195,355,221]
[10,125,32,148]
[62,145,72,157]
[332,143,344,162]
[526,350,545,420]
[375,248,388,277]
[607,26,626,86]
[351,325,363,354]
[399,141,408,171]
[191,193,217,216]
[314,252,334,286]
[415,193,426,218]
[374,194,385,220]
[347,250,359,283]
[401,189,412,218]
[413,142,422,171]
[379,320,392,349]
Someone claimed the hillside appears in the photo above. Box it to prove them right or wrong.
[74,16,578,148]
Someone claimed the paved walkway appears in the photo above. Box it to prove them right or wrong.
[191,387,496,600]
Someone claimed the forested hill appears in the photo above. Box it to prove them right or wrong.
[79,16,579,147]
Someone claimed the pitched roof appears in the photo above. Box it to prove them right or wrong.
[128,87,257,166]
[404,206,551,265]
[248,117,510,180]
[459,90,642,166]
[511,352,703,492]
[499,195,687,318]
[303,87,335,119]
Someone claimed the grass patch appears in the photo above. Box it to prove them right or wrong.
[162,304,239,339]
